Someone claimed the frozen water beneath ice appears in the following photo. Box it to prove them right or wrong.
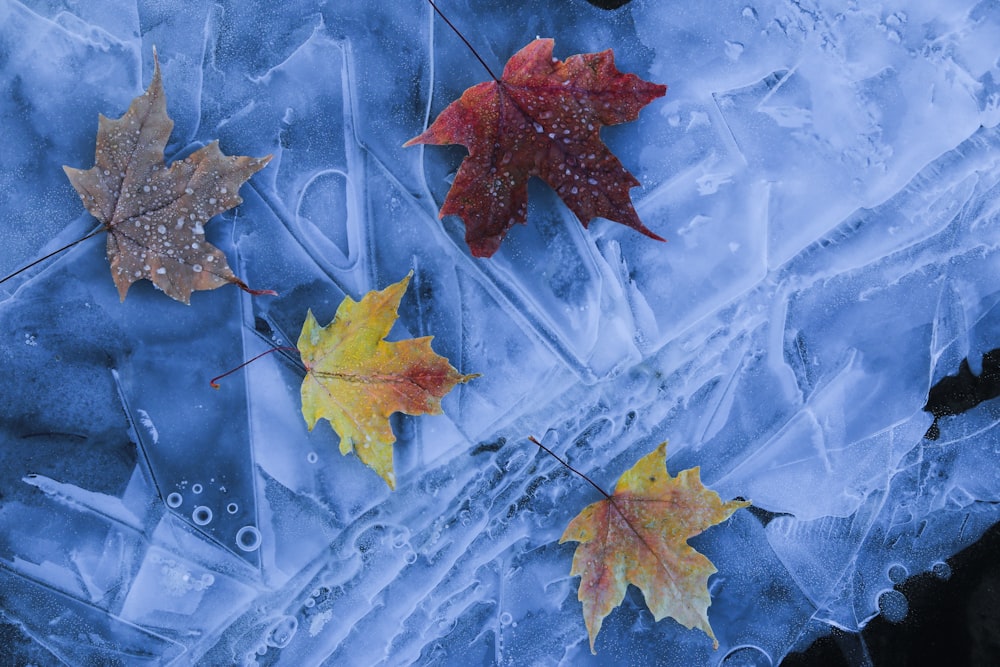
[2,0,1000,664]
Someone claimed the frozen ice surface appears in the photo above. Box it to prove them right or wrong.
[2,0,1000,664]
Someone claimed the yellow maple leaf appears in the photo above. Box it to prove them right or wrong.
[560,442,749,654]
[298,272,478,489]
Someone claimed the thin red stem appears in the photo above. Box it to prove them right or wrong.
[210,346,298,388]
[528,435,611,499]
[244,287,278,297]
[426,0,499,82]
[230,276,278,298]
[0,227,105,287]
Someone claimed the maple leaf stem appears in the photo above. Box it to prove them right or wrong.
[210,346,299,389]
[425,0,499,82]
[0,227,105,288]
[528,435,611,499]
[229,276,278,298]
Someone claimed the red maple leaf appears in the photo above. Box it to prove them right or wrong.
[405,38,666,257]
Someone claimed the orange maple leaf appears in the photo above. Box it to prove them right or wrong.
[405,38,666,257]
[298,272,478,488]
[63,49,271,303]
[561,442,749,653]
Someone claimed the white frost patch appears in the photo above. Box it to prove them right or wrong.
[308,610,333,637]
[686,110,710,130]
[696,172,733,195]
[676,214,713,238]
[760,105,812,128]
[22,474,141,530]
[137,409,159,445]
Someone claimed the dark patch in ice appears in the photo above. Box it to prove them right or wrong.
[584,0,632,8]
[254,316,273,336]
[744,503,789,528]
[471,436,506,456]
[923,349,1000,439]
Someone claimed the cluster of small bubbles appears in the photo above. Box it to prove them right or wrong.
[306,451,318,464]
[191,483,203,494]
[931,561,952,579]
[237,526,262,552]
[166,492,183,508]
[887,564,908,585]
[303,585,329,612]
[151,554,214,594]
[227,502,239,514]
[192,506,213,526]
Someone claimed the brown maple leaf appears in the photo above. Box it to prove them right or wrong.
[299,272,479,488]
[560,442,749,654]
[405,38,666,257]
[63,49,271,303]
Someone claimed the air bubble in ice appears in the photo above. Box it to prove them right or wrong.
[192,506,213,525]
[166,492,183,508]
[720,645,772,666]
[192,483,203,494]
[499,612,512,626]
[887,564,908,584]
[307,452,318,464]
[404,551,417,564]
[237,526,262,552]
[227,502,239,514]
[391,528,410,548]
[265,615,298,649]
[931,561,952,579]
[877,589,908,623]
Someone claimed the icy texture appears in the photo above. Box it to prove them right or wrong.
[2,0,1000,665]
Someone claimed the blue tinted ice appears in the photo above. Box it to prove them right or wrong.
[2,0,1000,664]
